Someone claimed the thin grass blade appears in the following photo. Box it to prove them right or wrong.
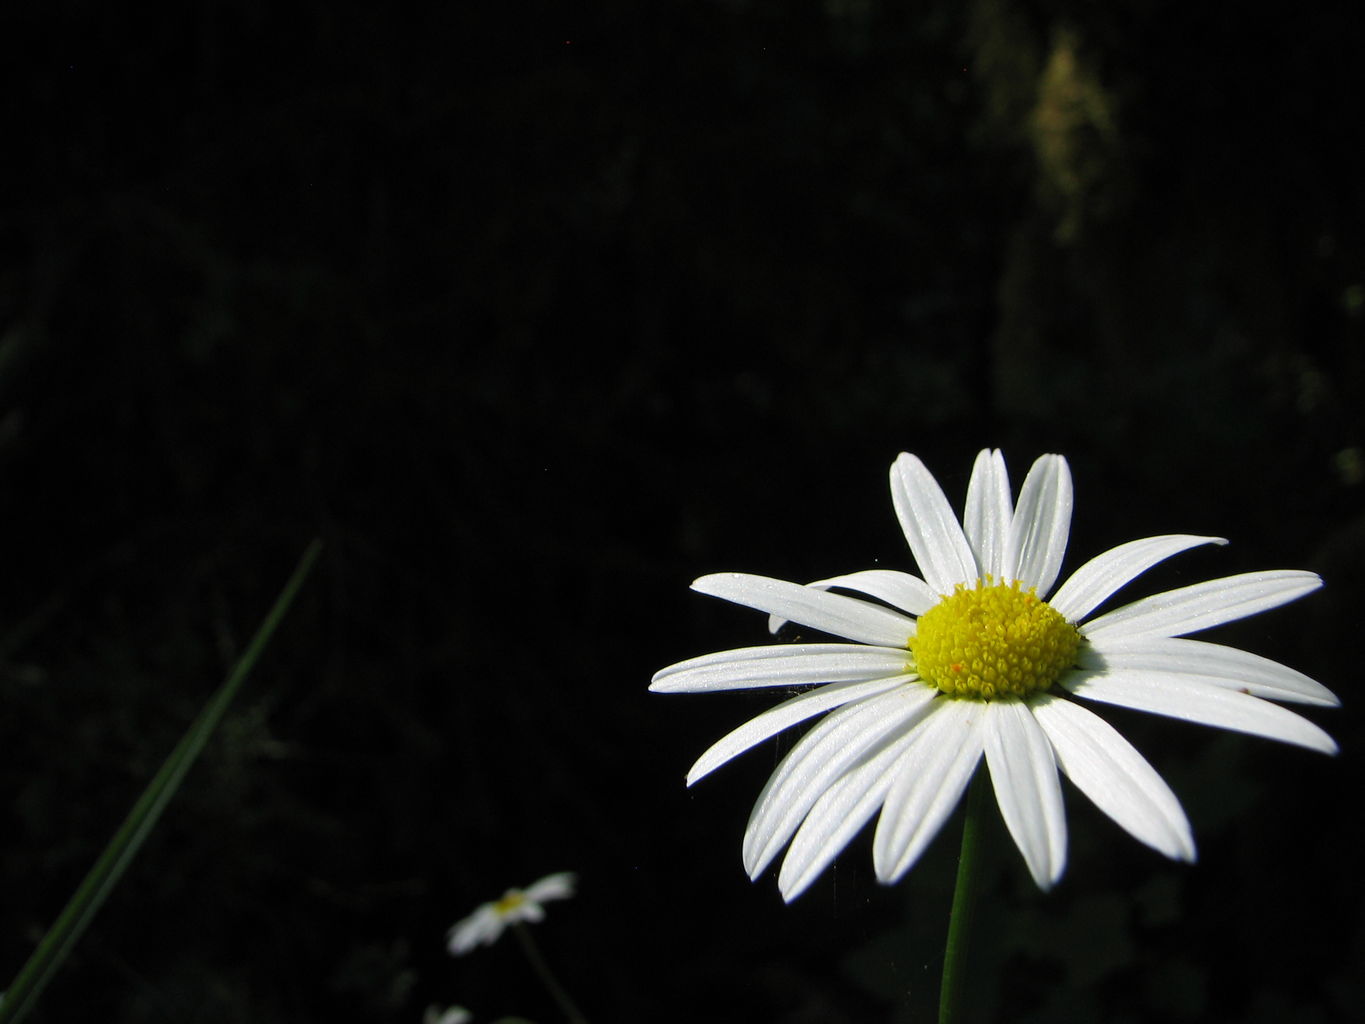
[0,539,323,1024]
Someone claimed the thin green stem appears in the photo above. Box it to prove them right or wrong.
[0,540,323,1024]
[511,922,589,1024]
[938,769,989,1024]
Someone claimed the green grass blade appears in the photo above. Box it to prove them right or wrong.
[0,539,324,1024]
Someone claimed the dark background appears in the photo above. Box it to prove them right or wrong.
[3,2,1362,1021]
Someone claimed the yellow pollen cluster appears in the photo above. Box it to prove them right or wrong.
[494,890,527,916]
[910,578,1080,700]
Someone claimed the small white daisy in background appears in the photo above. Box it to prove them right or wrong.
[446,872,577,956]
[424,1005,473,1024]
[652,450,1339,901]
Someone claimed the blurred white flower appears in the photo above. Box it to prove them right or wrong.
[446,872,576,955]
[424,1006,473,1024]
[652,449,1339,901]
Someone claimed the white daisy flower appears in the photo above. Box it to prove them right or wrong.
[446,872,576,955]
[651,450,1339,901]
[424,1006,473,1024]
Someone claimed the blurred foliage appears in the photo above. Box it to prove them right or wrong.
[2,0,1363,1021]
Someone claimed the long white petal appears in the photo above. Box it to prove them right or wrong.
[767,570,938,634]
[743,686,938,878]
[651,643,911,693]
[686,675,913,784]
[1080,637,1339,707]
[1065,669,1338,754]
[692,573,917,647]
[1080,570,1322,644]
[873,700,987,883]
[446,906,503,955]
[1030,695,1195,862]
[522,872,577,904]
[890,453,978,593]
[1003,454,1073,596]
[776,728,924,901]
[963,449,1013,580]
[1048,535,1228,623]
[983,699,1068,889]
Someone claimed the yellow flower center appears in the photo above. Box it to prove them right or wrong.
[910,578,1080,700]
[494,890,527,917]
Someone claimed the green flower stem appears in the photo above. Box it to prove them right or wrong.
[938,768,989,1024]
[0,540,323,1024]
[511,921,589,1024]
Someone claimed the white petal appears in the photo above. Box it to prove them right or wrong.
[523,872,576,903]
[1003,454,1073,595]
[776,728,924,901]
[1030,694,1195,862]
[873,700,987,883]
[983,699,1068,889]
[512,903,547,924]
[963,449,1013,580]
[1065,669,1338,754]
[1080,637,1339,707]
[890,453,978,593]
[1080,570,1323,644]
[651,643,911,693]
[446,905,503,955]
[767,570,938,634]
[692,573,917,647]
[1048,535,1228,623]
[686,674,912,784]
[743,686,938,878]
